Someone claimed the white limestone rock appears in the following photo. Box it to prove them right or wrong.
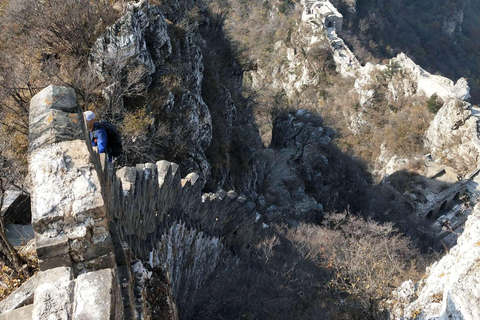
[30,140,105,232]
[388,205,480,319]
[354,54,470,108]
[392,53,470,102]
[90,0,171,84]
[424,100,480,173]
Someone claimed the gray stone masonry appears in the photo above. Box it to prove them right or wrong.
[29,85,114,273]
[104,158,255,261]
[2,85,255,318]
[29,85,83,153]
[73,268,123,320]
[32,267,74,320]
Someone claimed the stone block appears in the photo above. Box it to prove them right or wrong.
[117,265,135,315]
[35,233,71,271]
[0,304,33,320]
[29,85,82,153]
[32,267,74,320]
[85,251,116,270]
[73,268,123,320]
[84,235,114,261]
[0,274,37,313]
[30,140,106,232]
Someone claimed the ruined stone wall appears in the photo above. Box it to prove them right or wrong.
[99,150,256,316]
[0,85,125,320]
[103,160,255,260]
[0,85,257,319]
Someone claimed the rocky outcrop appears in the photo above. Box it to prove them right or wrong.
[424,100,480,174]
[388,204,480,319]
[354,53,470,107]
[249,23,335,98]
[1,85,257,319]
[90,0,217,185]
[90,0,171,86]
[259,110,367,222]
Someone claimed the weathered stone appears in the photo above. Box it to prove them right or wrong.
[30,140,105,232]
[85,252,116,270]
[84,235,114,261]
[29,85,82,153]
[0,304,33,320]
[0,274,37,313]
[73,269,123,320]
[389,205,480,319]
[35,233,71,271]
[32,267,74,320]
[425,99,480,173]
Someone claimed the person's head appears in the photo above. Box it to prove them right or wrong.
[84,111,96,132]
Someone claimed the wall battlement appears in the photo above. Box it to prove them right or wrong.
[0,85,256,319]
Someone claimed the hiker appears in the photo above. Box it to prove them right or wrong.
[84,111,123,162]
[84,111,110,161]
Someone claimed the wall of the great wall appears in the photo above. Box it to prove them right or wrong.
[0,85,257,319]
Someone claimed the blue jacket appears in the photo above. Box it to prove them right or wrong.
[91,122,107,154]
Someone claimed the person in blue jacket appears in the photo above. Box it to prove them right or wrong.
[84,111,112,162]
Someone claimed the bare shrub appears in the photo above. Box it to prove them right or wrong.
[3,0,118,57]
[283,213,428,316]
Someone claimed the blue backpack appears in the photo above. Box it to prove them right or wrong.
[98,121,123,157]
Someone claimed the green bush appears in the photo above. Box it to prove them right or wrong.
[427,93,443,114]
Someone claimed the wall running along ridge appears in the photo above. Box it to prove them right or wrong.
[0,85,256,319]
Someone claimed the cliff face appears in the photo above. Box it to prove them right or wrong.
[388,204,480,320]
[90,0,213,182]
[89,0,262,195]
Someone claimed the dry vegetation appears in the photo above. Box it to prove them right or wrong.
[223,0,435,171]
[0,0,443,317]
[189,213,430,320]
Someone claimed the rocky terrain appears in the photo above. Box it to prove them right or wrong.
[388,204,480,320]
[1,0,480,319]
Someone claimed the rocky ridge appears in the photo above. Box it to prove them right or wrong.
[388,204,480,320]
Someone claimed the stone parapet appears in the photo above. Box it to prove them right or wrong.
[28,85,114,273]
[6,85,123,320]
[104,159,255,261]
[3,85,256,318]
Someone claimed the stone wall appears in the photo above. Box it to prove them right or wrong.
[0,85,256,319]
[29,85,115,274]
[104,160,255,261]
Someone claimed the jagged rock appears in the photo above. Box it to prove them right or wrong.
[90,0,171,85]
[249,22,333,97]
[271,109,332,150]
[162,91,212,180]
[424,100,480,173]
[261,110,366,222]
[388,204,480,319]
